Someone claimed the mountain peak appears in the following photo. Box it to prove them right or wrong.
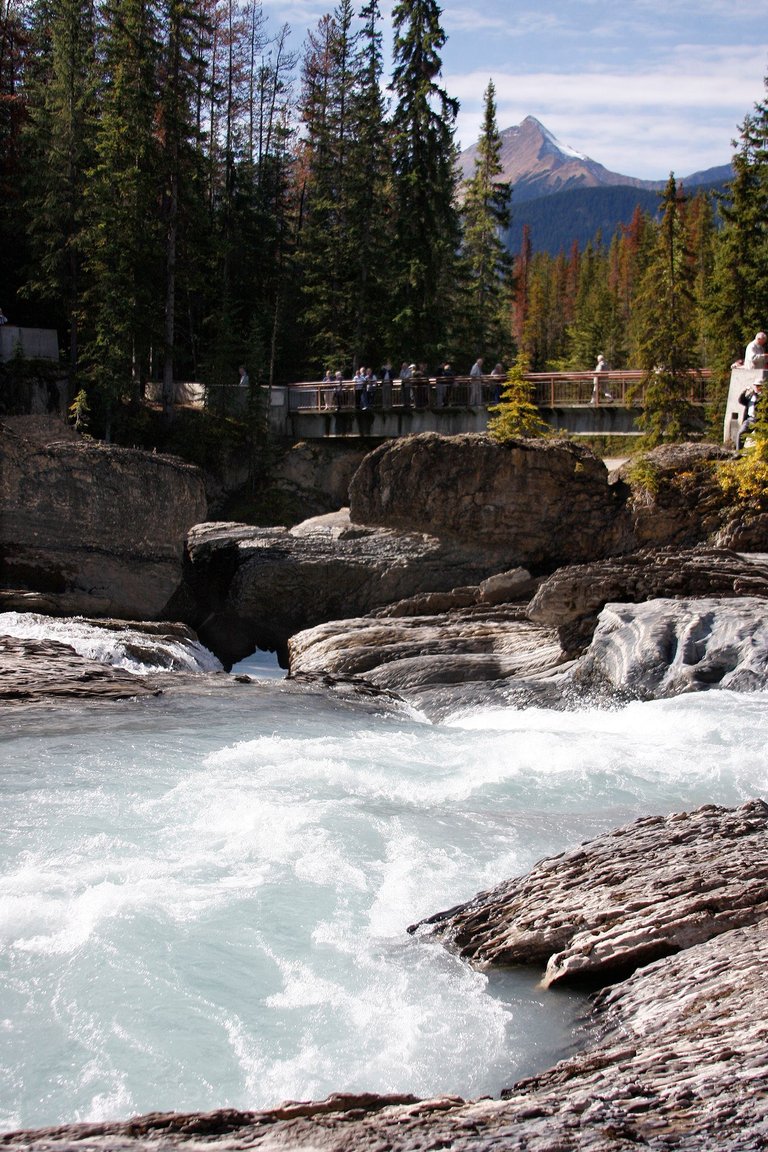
[460,116,654,203]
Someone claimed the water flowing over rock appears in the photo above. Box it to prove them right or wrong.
[0,422,207,619]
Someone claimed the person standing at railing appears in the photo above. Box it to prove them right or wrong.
[379,361,395,408]
[353,367,366,409]
[333,371,345,411]
[469,357,484,405]
[591,354,613,404]
[399,362,412,409]
[745,331,767,369]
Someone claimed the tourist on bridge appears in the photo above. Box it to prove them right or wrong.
[591,354,613,404]
[379,361,395,408]
[399,362,413,409]
[353,367,366,409]
[745,331,767,369]
[333,371,344,411]
[737,378,763,448]
[469,357,484,405]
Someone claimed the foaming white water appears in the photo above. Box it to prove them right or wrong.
[0,612,222,674]
[1,685,766,1131]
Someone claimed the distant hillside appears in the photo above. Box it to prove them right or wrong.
[505,180,730,256]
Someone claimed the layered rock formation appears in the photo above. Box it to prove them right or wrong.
[1,421,207,619]
[178,512,520,666]
[412,800,768,985]
[288,550,768,718]
[5,803,768,1151]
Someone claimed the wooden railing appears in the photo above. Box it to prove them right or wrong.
[286,370,710,413]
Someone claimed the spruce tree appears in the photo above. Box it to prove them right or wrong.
[22,0,98,373]
[389,0,460,365]
[632,174,700,444]
[457,79,513,367]
[0,0,30,321]
[706,75,768,414]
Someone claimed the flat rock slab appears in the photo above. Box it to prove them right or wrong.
[411,800,768,987]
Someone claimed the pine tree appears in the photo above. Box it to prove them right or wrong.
[84,0,163,432]
[566,238,625,370]
[389,0,459,364]
[706,75,768,415]
[632,174,700,444]
[22,0,98,372]
[346,0,393,366]
[295,1,360,371]
[457,79,513,366]
[488,356,549,440]
[0,0,30,320]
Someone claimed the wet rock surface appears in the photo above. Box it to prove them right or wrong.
[412,800,768,986]
[5,803,768,1151]
[0,635,162,702]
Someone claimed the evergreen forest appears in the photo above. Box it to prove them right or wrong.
[1,0,768,439]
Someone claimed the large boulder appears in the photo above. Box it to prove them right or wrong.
[0,421,207,618]
[349,433,624,567]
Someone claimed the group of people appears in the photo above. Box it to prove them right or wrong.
[737,330,767,447]
[322,358,506,411]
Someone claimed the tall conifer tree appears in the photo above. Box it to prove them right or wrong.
[633,174,700,444]
[389,0,459,364]
[457,79,512,366]
[23,0,98,371]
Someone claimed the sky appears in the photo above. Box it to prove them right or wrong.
[260,0,767,180]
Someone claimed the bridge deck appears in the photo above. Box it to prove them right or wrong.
[287,371,709,414]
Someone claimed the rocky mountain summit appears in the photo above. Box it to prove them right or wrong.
[457,115,731,204]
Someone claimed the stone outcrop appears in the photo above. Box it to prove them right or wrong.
[287,560,768,718]
[178,511,521,667]
[570,595,768,699]
[412,800,768,986]
[528,545,768,655]
[349,433,624,566]
[1,421,207,619]
[288,604,564,719]
[615,441,733,549]
[5,803,768,1151]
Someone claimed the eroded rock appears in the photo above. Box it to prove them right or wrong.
[411,800,768,988]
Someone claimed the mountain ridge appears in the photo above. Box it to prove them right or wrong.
[458,115,732,205]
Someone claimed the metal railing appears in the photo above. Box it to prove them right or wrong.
[529,370,710,408]
[286,370,710,413]
[287,376,504,412]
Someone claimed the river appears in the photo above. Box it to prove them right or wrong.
[1,614,766,1131]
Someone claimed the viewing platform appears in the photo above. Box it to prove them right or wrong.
[264,370,709,440]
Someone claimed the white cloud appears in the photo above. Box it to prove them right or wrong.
[448,49,765,177]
